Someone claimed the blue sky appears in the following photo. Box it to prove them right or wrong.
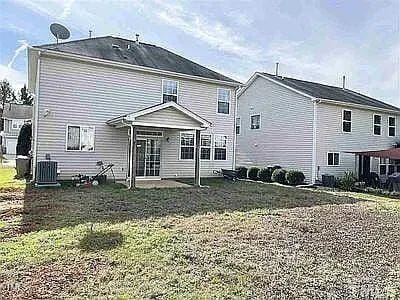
[1,0,399,106]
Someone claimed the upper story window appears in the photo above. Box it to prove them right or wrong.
[217,88,231,114]
[200,134,211,160]
[66,125,95,151]
[373,114,382,136]
[388,116,396,137]
[236,117,241,135]
[214,135,227,160]
[327,152,340,166]
[180,132,194,160]
[342,110,352,133]
[162,80,178,103]
[250,114,260,129]
[11,119,24,130]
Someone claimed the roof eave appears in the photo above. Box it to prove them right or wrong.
[30,47,241,87]
[317,98,400,114]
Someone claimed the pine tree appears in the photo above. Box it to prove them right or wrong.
[19,85,33,105]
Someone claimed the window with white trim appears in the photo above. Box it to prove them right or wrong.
[11,119,24,130]
[373,114,382,135]
[327,152,340,166]
[236,117,241,135]
[180,132,194,160]
[342,110,352,132]
[214,135,227,160]
[379,158,396,175]
[217,88,230,114]
[66,125,95,151]
[200,134,211,160]
[162,80,178,103]
[388,116,396,137]
[250,114,260,129]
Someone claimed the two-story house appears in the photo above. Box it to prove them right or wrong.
[27,36,241,187]
[236,72,400,183]
[1,103,32,155]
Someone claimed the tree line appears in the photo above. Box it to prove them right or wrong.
[0,79,33,106]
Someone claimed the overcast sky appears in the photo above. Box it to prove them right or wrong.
[1,0,399,106]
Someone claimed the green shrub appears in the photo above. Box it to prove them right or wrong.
[235,166,248,179]
[286,170,305,185]
[271,169,287,184]
[248,167,260,181]
[258,168,272,182]
[337,171,356,191]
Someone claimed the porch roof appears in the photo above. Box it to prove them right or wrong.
[348,148,400,160]
[106,102,211,130]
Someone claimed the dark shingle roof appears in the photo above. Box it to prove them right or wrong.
[261,72,399,111]
[36,36,240,84]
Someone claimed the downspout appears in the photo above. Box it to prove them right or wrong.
[311,98,320,184]
[32,51,41,182]
[232,86,240,170]
[128,124,133,189]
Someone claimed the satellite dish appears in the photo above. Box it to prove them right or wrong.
[50,23,70,44]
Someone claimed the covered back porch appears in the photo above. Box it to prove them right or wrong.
[107,102,211,189]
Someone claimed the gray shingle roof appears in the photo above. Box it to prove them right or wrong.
[262,73,399,111]
[36,36,240,84]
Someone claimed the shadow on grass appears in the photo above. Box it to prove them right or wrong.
[17,178,362,233]
[79,230,124,251]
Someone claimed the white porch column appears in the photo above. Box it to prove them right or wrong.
[194,129,201,187]
[129,126,137,189]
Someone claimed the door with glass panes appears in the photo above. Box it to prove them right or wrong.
[135,138,161,178]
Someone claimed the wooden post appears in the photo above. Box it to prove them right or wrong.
[194,129,201,187]
[129,126,137,189]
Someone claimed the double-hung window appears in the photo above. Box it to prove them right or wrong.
[342,110,352,132]
[236,117,241,135]
[200,134,211,160]
[327,152,340,166]
[373,114,382,135]
[12,119,24,130]
[162,80,178,103]
[180,132,194,160]
[66,125,95,151]
[380,158,396,175]
[217,88,231,114]
[250,114,260,129]
[214,135,227,160]
[388,116,396,137]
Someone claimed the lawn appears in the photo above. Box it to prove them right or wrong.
[0,168,399,299]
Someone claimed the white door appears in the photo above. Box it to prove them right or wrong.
[6,139,17,154]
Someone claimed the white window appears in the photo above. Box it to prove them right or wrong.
[214,135,227,160]
[342,109,352,133]
[236,117,241,135]
[217,88,231,114]
[180,132,194,160]
[200,134,211,160]
[373,114,382,136]
[162,80,178,103]
[388,116,396,137]
[250,114,260,129]
[11,119,24,130]
[327,152,340,166]
[66,125,95,151]
[379,158,396,175]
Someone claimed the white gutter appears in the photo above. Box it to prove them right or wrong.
[311,98,319,184]
[232,86,240,170]
[30,47,241,88]
[317,98,400,115]
[128,125,133,189]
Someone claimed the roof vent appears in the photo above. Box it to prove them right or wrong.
[275,62,279,76]
[342,75,346,89]
[135,33,140,44]
[112,44,120,49]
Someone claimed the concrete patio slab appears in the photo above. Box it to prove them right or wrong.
[136,179,191,189]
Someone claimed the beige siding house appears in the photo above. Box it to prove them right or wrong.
[27,36,240,186]
[237,72,400,183]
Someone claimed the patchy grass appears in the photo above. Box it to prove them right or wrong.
[0,179,399,299]
[0,167,25,190]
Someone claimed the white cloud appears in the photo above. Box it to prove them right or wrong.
[7,40,29,69]
[59,0,74,20]
[0,64,26,89]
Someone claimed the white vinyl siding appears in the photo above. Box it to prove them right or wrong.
[217,88,231,114]
[35,55,235,179]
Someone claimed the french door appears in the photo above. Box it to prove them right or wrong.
[135,138,161,178]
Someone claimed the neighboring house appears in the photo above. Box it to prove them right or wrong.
[1,103,32,155]
[236,72,400,183]
[27,36,241,186]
